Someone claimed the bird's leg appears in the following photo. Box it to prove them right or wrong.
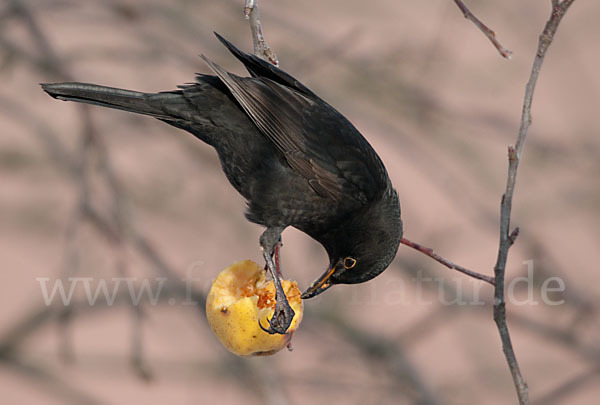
[273,241,282,277]
[263,240,281,275]
[261,249,294,334]
[259,227,295,335]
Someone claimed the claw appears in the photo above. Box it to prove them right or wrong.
[258,317,277,335]
[258,297,295,335]
[258,316,286,335]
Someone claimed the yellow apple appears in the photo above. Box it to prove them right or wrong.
[206,260,303,356]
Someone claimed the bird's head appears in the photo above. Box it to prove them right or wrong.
[301,188,403,299]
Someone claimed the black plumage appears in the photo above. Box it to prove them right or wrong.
[41,33,403,334]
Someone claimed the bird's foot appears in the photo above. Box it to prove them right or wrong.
[259,248,295,334]
[259,227,294,335]
[258,296,295,335]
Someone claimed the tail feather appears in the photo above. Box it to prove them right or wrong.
[41,82,176,119]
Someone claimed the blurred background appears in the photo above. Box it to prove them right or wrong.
[0,0,598,404]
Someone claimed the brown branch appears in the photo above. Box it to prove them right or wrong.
[315,310,441,404]
[244,0,278,66]
[536,366,600,405]
[492,1,576,404]
[400,237,495,285]
[9,0,155,381]
[452,0,513,59]
[1,355,101,405]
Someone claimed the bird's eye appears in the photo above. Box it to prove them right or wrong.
[343,257,357,269]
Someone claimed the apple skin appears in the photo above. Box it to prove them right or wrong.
[206,260,303,356]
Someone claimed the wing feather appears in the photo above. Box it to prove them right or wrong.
[200,52,388,205]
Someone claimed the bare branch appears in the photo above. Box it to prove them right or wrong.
[493,1,577,403]
[452,0,513,59]
[315,310,441,404]
[9,0,156,381]
[537,366,600,405]
[1,355,101,405]
[400,237,495,285]
[131,305,153,381]
[244,0,278,65]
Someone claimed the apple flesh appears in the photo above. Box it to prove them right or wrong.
[206,260,303,356]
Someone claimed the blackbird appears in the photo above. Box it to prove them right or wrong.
[41,33,403,334]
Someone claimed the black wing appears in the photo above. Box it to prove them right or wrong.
[214,32,317,99]
[202,37,389,205]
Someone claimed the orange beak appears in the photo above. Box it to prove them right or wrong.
[301,266,335,299]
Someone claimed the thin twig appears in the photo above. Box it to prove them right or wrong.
[400,237,495,285]
[13,0,87,367]
[492,1,576,404]
[10,0,154,381]
[1,355,101,405]
[452,0,513,59]
[314,310,441,404]
[244,0,278,66]
[536,366,600,405]
[131,304,153,381]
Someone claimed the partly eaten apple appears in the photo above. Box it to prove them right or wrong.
[206,260,303,356]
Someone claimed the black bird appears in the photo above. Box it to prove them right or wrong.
[41,33,403,334]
